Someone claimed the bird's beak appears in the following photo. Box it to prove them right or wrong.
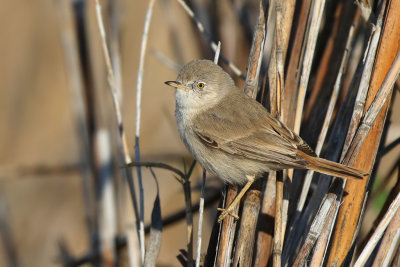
[165,81,188,90]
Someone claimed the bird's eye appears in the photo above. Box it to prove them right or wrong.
[197,82,205,89]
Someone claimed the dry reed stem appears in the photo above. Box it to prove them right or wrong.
[372,208,400,266]
[327,1,400,263]
[267,0,278,117]
[274,0,284,117]
[268,0,295,118]
[282,87,361,264]
[243,0,266,98]
[372,168,400,266]
[304,1,360,119]
[293,0,326,134]
[267,2,295,265]
[269,0,304,261]
[345,51,400,165]
[232,2,265,265]
[213,40,239,266]
[303,2,357,120]
[309,197,339,266]
[295,23,356,214]
[233,186,261,266]
[215,186,239,267]
[355,189,400,267]
[342,23,382,157]
[273,171,283,267]
[393,234,400,266]
[267,0,294,265]
[292,194,337,266]
[357,0,372,22]
[281,0,311,129]
[253,173,276,266]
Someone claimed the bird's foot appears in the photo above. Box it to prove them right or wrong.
[217,207,239,223]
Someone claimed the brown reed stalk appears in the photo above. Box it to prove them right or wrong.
[327,1,400,264]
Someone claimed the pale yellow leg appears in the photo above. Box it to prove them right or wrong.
[217,176,255,223]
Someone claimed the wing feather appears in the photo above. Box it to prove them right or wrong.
[191,90,315,165]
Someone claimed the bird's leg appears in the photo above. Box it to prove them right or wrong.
[217,176,255,223]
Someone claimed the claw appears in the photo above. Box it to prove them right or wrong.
[217,207,239,222]
[216,180,255,223]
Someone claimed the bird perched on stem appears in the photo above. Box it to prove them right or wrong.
[165,59,367,222]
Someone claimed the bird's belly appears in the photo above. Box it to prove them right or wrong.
[185,136,269,185]
[176,111,270,185]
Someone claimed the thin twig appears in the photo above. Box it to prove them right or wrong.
[214,41,221,64]
[195,169,207,267]
[175,0,245,79]
[134,0,157,262]
[144,187,220,234]
[151,49,181,72]
[125,161,185,184]
[93,2,142,265]
[183,179,194,267]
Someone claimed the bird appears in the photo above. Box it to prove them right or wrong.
[165,59,368,222]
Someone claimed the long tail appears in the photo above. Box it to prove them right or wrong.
[297,150,368,180]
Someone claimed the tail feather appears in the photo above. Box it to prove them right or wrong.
[297,150,368,180]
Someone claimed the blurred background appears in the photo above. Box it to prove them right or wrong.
[0,0,213,266]
[0,0,399,266]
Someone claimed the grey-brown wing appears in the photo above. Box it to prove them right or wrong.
[263,115,316,156]
[192,90,315,161]
[195,128,306,167]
